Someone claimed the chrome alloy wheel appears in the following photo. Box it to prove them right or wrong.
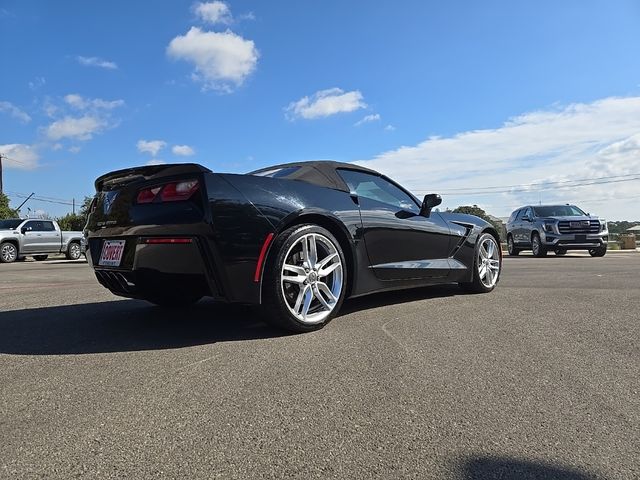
[532,236,541,256]
[1,243,17,263]
[69,242,81,260]
[477,236,500,288]
[280,232,343,325]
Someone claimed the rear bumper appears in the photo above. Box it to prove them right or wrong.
[88,236,223,301]
[541,231,608,249]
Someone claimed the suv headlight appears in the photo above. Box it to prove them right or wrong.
[543,222,555,233]
[601,220,607,232]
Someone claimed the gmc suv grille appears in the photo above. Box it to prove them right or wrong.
[557,220,600,234]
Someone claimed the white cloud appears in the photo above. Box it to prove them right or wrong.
[194,1,232,24]
[357,96,640,220]
[0,144,39,170]
[76,56,118,70]
[46,116,106,141]
[286,88,366,120]
[28,77,46,91]
[167,27,259,92]
[146,159,166,166]
[69,146,81,154]
[64,94,124,110]
[172,144,195,156]
[137,139,167,156]
[384,124,396,132]
[354,113,381,126]
[0,101,31,123]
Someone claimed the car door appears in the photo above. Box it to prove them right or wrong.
[20,221,46,253]
[511,209,523,244]
[39,220,62,252]
[337,169,452,281]
[519,207,534,245]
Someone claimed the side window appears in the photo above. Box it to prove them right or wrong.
[337,169,419,212]
[41,221,55,232]
[23,221,40,232]
[508,210,518,223]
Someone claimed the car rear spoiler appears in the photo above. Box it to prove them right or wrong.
[94,163,212,191]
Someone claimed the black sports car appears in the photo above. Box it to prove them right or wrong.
[86,161,502,331]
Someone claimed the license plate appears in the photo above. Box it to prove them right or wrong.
[575,234,587,242]
[99,240,126,267]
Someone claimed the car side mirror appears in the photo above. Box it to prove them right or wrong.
[21,227,29,234]
[420,194,442,217]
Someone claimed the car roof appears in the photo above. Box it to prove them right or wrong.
[249,160,382,193]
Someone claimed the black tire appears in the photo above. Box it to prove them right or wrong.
[459,232,502,294]
[146,293,202,307]
[0,242,18,263]
[554,248,567,256]
[531,233,547,257]
[262,224,347,333]
[589,245,607,257]
[66,241,82,260]
[33,255,48,261]
[507,235,520,256]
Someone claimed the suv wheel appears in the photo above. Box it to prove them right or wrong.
[507,235,519,256]
[531,233,547,257]
[589,245,607,257]
[0,242,18,263]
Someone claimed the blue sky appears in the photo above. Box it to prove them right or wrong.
[1,0,640,219]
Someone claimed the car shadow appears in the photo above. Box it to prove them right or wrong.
[460,455,599,480]
[0,285,461,356]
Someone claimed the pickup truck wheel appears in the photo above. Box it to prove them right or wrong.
[34,255,48,261]
[66,241,82,260]
[532,233,547,257]
[0,242,18,263]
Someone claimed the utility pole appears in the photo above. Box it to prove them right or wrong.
[72,198,75,214]
[0,153,4,194]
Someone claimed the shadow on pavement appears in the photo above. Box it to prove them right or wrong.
[0,299,286,355]
[0,284,461,356]
[461,456,598,480]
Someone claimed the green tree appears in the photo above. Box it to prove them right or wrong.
[0,193,19,219]
[452,204,505,240]
[56,196,94,231]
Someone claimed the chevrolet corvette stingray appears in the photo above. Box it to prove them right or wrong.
[86,161,502,332]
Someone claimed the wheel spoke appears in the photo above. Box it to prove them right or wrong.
[486,241,495,257]
[478,264,487,280]
[294,284,310,314]
[283,263,306,276]
[307,235,318,267]
[317,281,337,304]
[317,252,338,269]
[486,267,494,285]
[480,245,488,260]
[313,285,332,310]
[318,261,340,278]
[301,287,313,319]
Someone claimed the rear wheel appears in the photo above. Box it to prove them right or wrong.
[459,233,501,293]
[263,224,346,332]
[589,245,607,257]
[507,235,520,256]
[0,242,18,263]
[34,255,48,261]
[66,241,82,260]
[532,233,547,257]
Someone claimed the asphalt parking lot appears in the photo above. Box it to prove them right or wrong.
[1,253,639,479]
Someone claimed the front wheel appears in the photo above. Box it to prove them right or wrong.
[507,235,520,256]
[0,242,18,263]
[459,233,502,293]
[66,241,82,260]
[263,225,347,332]
[532,233,547,257]
[589,245,607,257]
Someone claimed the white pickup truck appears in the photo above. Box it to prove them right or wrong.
[0,218,85,263]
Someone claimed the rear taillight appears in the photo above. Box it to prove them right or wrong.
[136,180,199,204]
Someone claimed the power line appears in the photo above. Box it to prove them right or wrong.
[413,176,640,196]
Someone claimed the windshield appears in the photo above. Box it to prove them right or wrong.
[533,205,586,217]
[0,219,23,230]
